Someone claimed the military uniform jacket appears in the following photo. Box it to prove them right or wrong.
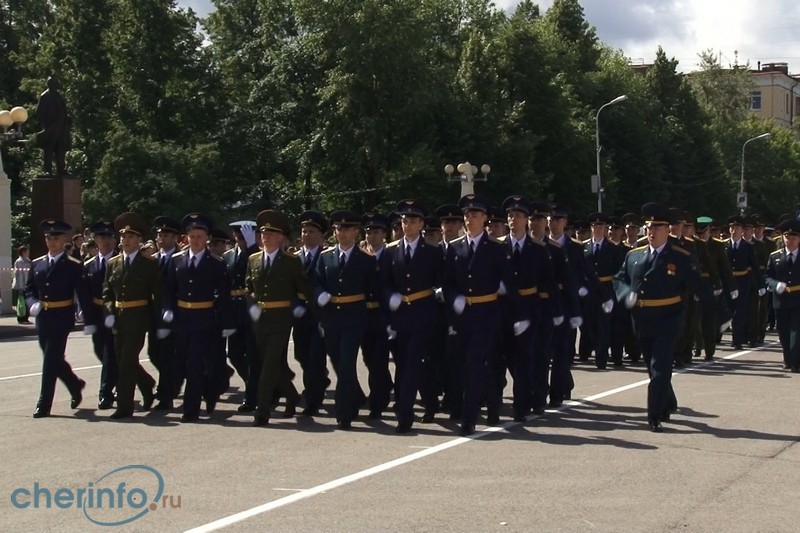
[707,237,735,292]
[765,248,800,310]
[498,235,560,319]
[163,249,233,331]
[246,249,311,329]
[726,239,764,289]
[102,252,162,333]
[224,244,259,292]
[24,253,89,332]
[313,246,379,329]
[614,244,710,337]
[83,251,117,328]
[545,236,577,318]
[380,239,444,331]
[293,246,325,325]
[444,233,519,327]
[584,238,625,302]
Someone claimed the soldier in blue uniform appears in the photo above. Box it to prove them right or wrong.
[726,215,763,349]
[313,211,379,429]
[614,203,711,432]
[223,220,259,411]
[444,195,516,436]
[162,214,235,422]
[381,200,444,432]
[361,212,393,420]
[765,219,800,372]
[149,216,182,411]
[292,211,331,416]
[25,219,91,418]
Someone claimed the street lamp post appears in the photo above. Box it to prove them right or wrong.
[739,132,771,215]
[595,95,628,213]
[444,162,491,198]
[0,106,29,314]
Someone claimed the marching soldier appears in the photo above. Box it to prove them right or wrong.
[765,219,800,372]
[24,219,90,418]
[313,211,379,429]
[101,213,161,419]
[437,204,463,248]
[292,211,330,416]
[749,215,774,345]
[162,214,234,422]
[726,216,763,350]
[486,207,508,239]
[381,200,444,432]
[245,210,309,426]
[444,195,516,435]
[423,217,443,246]
[614,203,711,432]
[224,220,259,412]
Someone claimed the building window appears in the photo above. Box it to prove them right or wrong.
[749,91,762,110]
[795,96,800,116]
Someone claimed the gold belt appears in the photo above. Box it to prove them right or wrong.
[785,285,800,293]
[539,292,550,299]
[636,295,682,308]
[597,275,615,283]
[732,269,751,277]
[366,301,380,310]
[518,287,538,297]
[401,288,434,304]
[466,293,498,305]
[115,300,148,309]
[93,298,104,306]
[297,293,307,301]
[177,300,214,310]
[701,273,710,278]
[230,288,248,297]
[41,299,74,310]
[258,300,291,309]
[330,294,365,304]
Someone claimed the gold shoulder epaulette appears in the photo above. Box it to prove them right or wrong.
[281,250,300,260]
[108,255,122,265]
[671,244,691,256]
[547,239,562,248]
[386,239,402,248]
[210,253,223,261]
[496,235,508,243]
[33,254,47,263]
[223,248,235,258]
[321,248,336,255]
[582,238,592,245]
[632,245,649,252]
[67,255,82,264]
[770,249,782,256]
[451,236,467,244]
[530,238,546,247]
[142,254,156,261]
[248,250,262,261]
[685,236,695,242]
[571,237,582,245]
[173,250,186,258]
[713,237,726,243]
[83,257,94,266]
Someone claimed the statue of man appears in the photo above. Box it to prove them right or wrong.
[36,76,72,177]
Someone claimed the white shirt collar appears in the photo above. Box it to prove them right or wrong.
[467,232,485,247]
[47,251,64,263]
[592,238,605,246]
[303,245,320,257]
[650,243,666,255]
[510,234,526,248]
[338,244,355,260]
[403,235,420,250]
[159,247,176,258]
[188,248,204,262]
[263,248,279,264]
[123,250,139,262]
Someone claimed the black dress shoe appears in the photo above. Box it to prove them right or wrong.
[704,355,714,362]
[337,420,352,430]
[237,403,256,413]
[458,423,475,437]
[33,407,50,418]
[152,401,173,411]
[733,344,743,350]
[486,414,500,426]
[395,421,413,434]
[420,412,435,424]
[283,402,297,418]
[70,380,86,409]
[253,416,269,427]
[648,419,663,432]
[98,398,114,410]
[206,397,217,415]
[532,406,545,415]
[367,410,382,420]
[180,413,199,423]
[661,412,671,422]
[548,399,563,408]
[110,409,133,419]
[141,387,155,411]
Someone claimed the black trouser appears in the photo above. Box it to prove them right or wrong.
[91,325,118,402]
[324,324,367,424]
[776,307,800,370]
[361,310,392,415]
[36,321,82,412]
[393,325,437,425]
[292,319,329,411]
[549,322,575,404]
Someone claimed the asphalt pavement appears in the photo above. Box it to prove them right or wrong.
[0,319,798,533]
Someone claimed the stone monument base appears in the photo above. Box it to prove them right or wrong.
[31,176,82,258]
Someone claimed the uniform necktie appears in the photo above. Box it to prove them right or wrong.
[263,255,271,274]
[189,255,196,271]
[99,256,106,275]
[125,256,131,269]
[468,240,475,261]
[159,255,165,269]
[788,253,794,267]
[305,252,312,267]
[650,249,658,265]
[48,257,54,271]
[405,244,412,264]
[513,242,521,262]
[594,243,600,256]
[339,252,346,269]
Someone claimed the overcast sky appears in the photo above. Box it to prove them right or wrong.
[179,0,800,73]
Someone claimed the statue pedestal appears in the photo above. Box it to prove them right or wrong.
[0,172,11,314]
[31,176,82,258]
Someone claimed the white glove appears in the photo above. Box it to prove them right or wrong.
[389,293,403,311]
[434,287,445,303]
[713,289,723,296]
[730,290,739,300]
[83,325,97,335]
[453,295,466,315]
[513,320,530,336]
[162,309,174,323]
[569,316,583,329]
[240,223,257,248]
[386,326,397,340]
[776,282,787,295]
[292,305,306,318]
[694,294,700,302]
[625,292,638,309]
[578,286,589,297]
[758,288,767,297]
[29,301,42,317]
[497,281,507,296]
[221,328,236,338]
[318,323,325,338]
[248,304,262,322]
[601,299,614,314]
[447,326,457,336]
[77,310,84,322]
[156,328,171,339]
[104,315,115,328]
[317,291,331,307]
[552,316,564,327]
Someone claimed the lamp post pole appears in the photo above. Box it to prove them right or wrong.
[595,95,628,213]
[739,132,771,215]
[444,162,491,199]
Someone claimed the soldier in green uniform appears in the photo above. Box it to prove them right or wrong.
[246,210,311,426]
[102,213,162,419]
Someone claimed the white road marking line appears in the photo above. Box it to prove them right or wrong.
[0,363,103,382]
[184,343,778,533]
[272,488,306,492]
[408,445,434,449]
